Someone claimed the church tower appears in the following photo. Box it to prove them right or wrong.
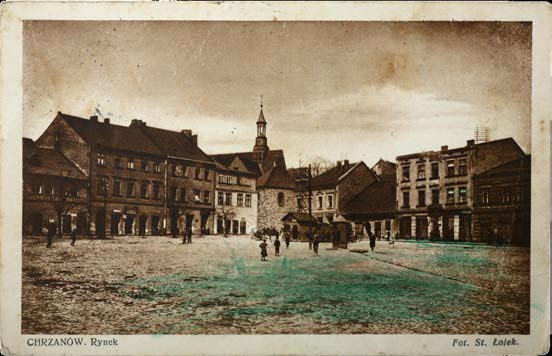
[252,95,269,165]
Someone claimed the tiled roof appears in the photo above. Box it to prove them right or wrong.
[211,152,261,175]
[311,162,357,190]
[281,212,320,224]
[23,139,86,179]
[475,155,531,178]
[341,179,396,216]
[60,113,163,157]
[257,164,297,190]
[136,124,212,163]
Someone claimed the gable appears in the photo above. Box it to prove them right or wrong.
[229,155,250,173]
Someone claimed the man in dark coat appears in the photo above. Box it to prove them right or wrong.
[187,227,192,244]
[70,229,77,246]
[274,236,281,256]
[313,234,320,255]
[259,239,268,261]
[284,231,290,249]
[46,223,55,248]
[182,227,187,244]
[369,232,376,252]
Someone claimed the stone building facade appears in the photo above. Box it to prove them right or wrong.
[396,138,526,241]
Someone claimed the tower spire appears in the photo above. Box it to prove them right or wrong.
[260,94,263,109]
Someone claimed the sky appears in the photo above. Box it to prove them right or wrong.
[23,21,532,168]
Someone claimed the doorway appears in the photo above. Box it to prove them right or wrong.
[139,215,147,235]
[125,214,135,235]
[96,208,106,237]
[31,213,43,235]
[62,214,72,235]
[111,212,121,235]
[151,215,160,235]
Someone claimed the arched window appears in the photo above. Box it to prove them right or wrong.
[277,192,284,207]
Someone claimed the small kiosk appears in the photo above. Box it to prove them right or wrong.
[332,215,351,249]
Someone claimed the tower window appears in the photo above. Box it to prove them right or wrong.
[278,192,285,207]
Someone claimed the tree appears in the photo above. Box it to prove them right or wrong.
[47,176,80,237]
[305,155,333,177]
[216,204,236,237]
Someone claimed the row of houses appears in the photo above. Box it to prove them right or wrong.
[287,139,530,245]
[23,105,530,244]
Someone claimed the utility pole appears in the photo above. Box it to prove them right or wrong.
[308,164,313,250]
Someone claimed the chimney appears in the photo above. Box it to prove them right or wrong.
[441,145,448,151]
[104,118,110,124]
[344,159,349,166]
[466,139,475,147]
[90,115,98,123]
[181,129,192,137]
[336,160,342,167]
[191,134,198,146]
[130,119,142,128]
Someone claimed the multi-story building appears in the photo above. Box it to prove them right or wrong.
[210,153,258,235]
[211,101,296,232]
[396,138,526,241]
[341,159,397,238]
[23,138,88,235]
[26,111,215,237]
[472,155,531,244]
[296,160,378,224]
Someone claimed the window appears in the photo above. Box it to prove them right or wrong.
[245,194,252,207]
[237,193,243,206]
[218,175,236,184]
[169,186,177,201]
[240,220,247,235]
[96,153,105,166]
[458,159,467,176]
[327,194,334,208]
[317,195,323,209]
[446,160,455,177]
[194,189,201,203]
[32,184,43,195]
[172,164,183,177]
[115,157,122,169]
[113,180,122,196]
[482,188,490,205]
[204,169,210,180]
[195,167,201,180]
[278,192,285,207]
[153,162,161,173]
[402,166,410,181]
[152,183,161,199]
[430,162,439,179]
[385,220,391,231]
[127,182,135,197]
[68,186,79,198]
[127,158,135,170]
[140,183,148,198]
[180,188,187,202]
[203,190,210,204]
[141,160,149,172]
[218,192,224,205]
[225,192,232,205]
[97,177,108,195]
[446,188,455,204]
[417,164,426,180]
[503,189,511,204]
[417,190,426,207]
[458,187,467,203]
[297,197,303,209]
[431,189,439,205]
[402,191,410,208]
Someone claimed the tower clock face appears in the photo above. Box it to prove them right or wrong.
[256,137,265,145]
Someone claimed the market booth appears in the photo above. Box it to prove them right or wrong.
[332,215,352,249]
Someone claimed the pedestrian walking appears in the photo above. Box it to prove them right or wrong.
[70,229,77,246]
[46,223,55,248]
[284,232,290,249]
[182,228,187,244]
[369,232,376,252]
[274,236,281,256]
[259,239,268,261]
[313,234,320,255]
[187,227,192,244]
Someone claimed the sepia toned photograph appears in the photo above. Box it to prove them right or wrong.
[20,19,534,336]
